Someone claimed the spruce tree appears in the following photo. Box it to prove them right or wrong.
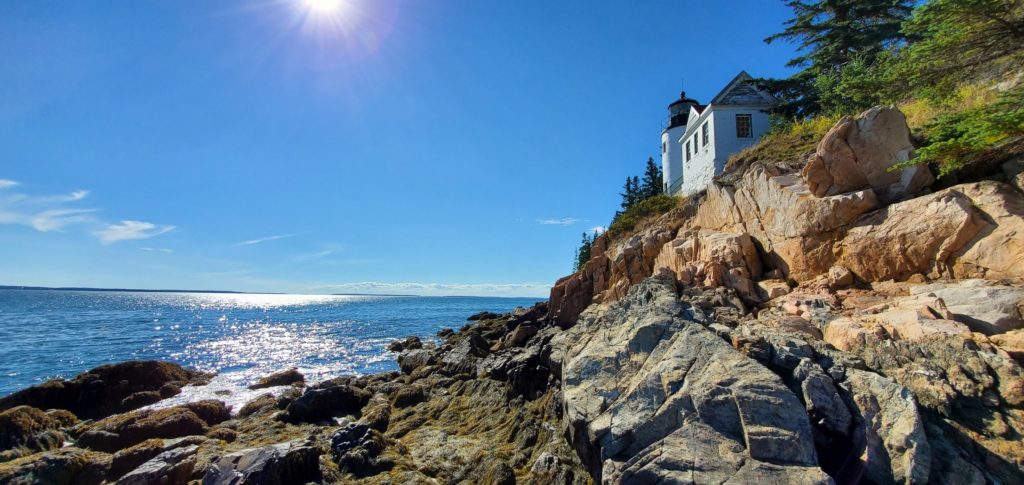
[762,0,913,116]
[640,157,663,199]
[631,176,641,206]
[574,232,593,272]
[620,177,637,211]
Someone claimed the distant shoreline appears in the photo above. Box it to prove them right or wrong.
[0,285,537,299]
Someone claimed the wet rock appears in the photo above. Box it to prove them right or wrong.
[158,383,181,399]
[202,441,322,485]
[0,361,209,420]
[120,391,162,410]
[468,311,501,321]
[330,421,387,475]
[387,336,423,352]
[280,382,369,423]
[437,328,455,339]
[248,368,305,390]
[115,444,197,485]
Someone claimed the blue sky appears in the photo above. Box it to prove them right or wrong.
[0,0,798,297]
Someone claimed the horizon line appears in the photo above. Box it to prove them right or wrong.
[0,284,547,299]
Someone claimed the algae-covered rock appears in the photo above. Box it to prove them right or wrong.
[0,361,210,420]
[247,368,305,390]
[280,381,369,423]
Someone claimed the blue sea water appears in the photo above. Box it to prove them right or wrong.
[0,290,540,401]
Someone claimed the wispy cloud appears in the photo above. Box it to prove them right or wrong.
[590,226,607,235]
[237,234,294,246]
[312,281,551,297]
[139,247,173,253]
[30,208,99,232]
[293,249,335,263]
[537,217,579,226]
[95,220,175,245]
[0,182,96,232]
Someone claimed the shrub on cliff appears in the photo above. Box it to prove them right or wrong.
[607,195,678,238]
[897,85,1024,176]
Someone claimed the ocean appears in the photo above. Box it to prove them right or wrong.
[0,289,540,407]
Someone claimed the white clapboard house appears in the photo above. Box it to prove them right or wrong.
[661,71,778,196]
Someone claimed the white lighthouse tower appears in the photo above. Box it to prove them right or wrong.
[661,91,700,195]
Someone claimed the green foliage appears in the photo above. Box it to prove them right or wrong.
[640,157,664,199]
[619,175,641,211]
[573,232,594,272]
[607,195,678,237]
[814,50,904,114]
[895,85,1024,175]
[898,0,1024,103]
[763,0,913,117]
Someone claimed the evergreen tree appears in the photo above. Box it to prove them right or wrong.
[762,0,914,116]
[619,177,638,211]
[640,157,663,199]
[573,232,593,272]
[899,0,1024,101]
[631,176,641,205]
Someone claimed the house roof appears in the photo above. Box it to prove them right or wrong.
[708,71,778,106]
[676,71,777,143]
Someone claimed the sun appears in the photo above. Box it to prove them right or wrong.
[302,0,348,16]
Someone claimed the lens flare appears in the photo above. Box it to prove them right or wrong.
[303,0,348,16]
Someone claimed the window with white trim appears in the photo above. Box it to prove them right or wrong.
[736,114,752,138]
[702,123,709,146]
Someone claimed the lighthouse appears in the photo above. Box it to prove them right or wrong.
[661,91,700,194]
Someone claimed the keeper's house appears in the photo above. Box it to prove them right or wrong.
[661,71,778,196]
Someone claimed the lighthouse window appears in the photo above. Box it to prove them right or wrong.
[736,114,752,138]
[702,123,709,146]
[685,141,691,161]
[662,142,666,154]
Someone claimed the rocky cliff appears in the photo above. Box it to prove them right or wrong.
[1,106,1022,484]
[547,106,1024,484]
